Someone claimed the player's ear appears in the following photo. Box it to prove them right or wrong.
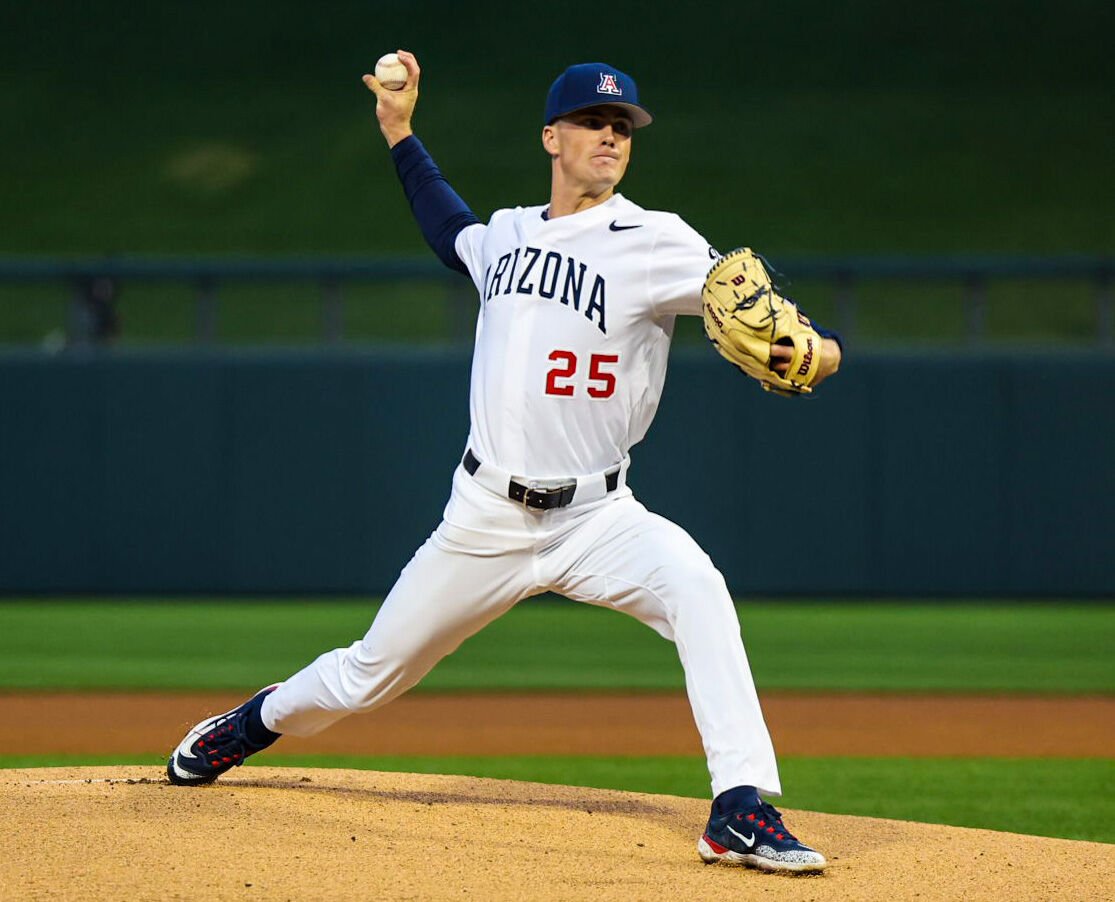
[541,124,559,157]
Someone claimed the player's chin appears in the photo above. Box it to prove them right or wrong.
[589,161,626,188]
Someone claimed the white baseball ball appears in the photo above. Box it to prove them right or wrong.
[375,53,408,91]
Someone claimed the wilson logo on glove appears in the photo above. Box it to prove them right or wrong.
[796,337,815,377]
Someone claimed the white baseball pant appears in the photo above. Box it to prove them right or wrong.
[261,463,781,797]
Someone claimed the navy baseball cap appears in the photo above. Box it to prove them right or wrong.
[544,63,653,128]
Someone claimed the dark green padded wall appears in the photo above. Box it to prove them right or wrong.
[1,350,1111,595]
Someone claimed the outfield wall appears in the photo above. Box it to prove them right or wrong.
[1,349,1112,596]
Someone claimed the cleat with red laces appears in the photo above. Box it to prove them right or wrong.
[697,786,826,874]
[166,686,281,786]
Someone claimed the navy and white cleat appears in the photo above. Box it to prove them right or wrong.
[166,685,281,786]
[698,798,827,874]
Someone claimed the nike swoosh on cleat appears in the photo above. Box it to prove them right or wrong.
[168,756,206,782]
[608,221,642,231]
[726,825,756,847]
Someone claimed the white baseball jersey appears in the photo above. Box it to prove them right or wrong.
[454,193,714,478]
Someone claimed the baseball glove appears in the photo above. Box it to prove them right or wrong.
[701,247,823,396]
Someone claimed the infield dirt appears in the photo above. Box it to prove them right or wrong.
[4,766,1113,901]
[5,691,1115,757]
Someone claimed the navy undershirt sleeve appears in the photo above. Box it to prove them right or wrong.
[812,322,844,354]
[390,135,480,275]
[791,302,843,353]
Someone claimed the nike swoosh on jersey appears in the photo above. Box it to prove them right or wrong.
[726,824,756,847]
[608,221,643,231]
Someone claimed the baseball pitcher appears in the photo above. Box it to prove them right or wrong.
[167,52,843,875]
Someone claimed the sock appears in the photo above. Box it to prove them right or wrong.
[245,694,282,747]
[712,784,761,816]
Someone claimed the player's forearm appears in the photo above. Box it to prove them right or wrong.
[390,136,480,274]
[814,337,842,384]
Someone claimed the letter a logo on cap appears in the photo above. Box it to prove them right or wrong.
[597,73,622,95]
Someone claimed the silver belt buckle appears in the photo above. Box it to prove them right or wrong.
[518,477,574,510]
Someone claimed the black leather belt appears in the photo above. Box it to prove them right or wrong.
[463,448,620,511]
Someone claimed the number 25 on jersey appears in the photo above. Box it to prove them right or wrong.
[545,350,619,399]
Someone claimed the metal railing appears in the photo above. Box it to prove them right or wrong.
[782,255,1114,346]
[1,255,1112,347]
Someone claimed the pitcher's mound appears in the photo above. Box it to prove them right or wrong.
[2,767,1110,901]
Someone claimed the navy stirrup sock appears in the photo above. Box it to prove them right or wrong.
[712,784,762,816]
[244,696,281,746]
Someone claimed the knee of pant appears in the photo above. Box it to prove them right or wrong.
[659,564,735,622]
[659,560,729,599]
[335,645,411,712]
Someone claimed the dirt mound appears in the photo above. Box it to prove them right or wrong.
[2,767,1110,901]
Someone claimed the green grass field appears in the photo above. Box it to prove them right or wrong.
[3,598,1112,843]
[0,598,1111,693]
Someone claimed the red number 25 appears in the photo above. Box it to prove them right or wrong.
[545,350,619,399]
